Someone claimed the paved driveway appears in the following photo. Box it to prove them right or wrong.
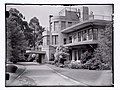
[10,63,86,86]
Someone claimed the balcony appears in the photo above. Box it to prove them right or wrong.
[61,16,112,34]
[89,15,112,21]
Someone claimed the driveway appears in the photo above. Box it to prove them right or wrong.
[9,62,86,86]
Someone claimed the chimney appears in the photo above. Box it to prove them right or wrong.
[77,9,81,19]
[82,6,89,21]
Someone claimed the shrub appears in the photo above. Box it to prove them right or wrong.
[100,63,111,70]
[54,46,69,66]
[64,60,71,67]
[81,51,93,64]
[68,61,82,69]
[82,58,111,70]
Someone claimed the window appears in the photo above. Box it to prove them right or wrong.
[78,32,81,42]
[68,22,72,27]
[93,29,98,40]
[73,33,77,41]
[47,36,50,45]
[82,30,87,41]
[52,35,58,45]
[69,36,72,43]
[63,38,67,44]
[54,21,59,31]
[61,21,66,30]
[88,29,93,40]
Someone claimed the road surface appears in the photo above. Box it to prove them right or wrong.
[10,63,86,86]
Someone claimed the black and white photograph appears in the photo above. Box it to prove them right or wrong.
[5,4,113,87]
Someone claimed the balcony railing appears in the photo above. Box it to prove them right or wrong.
[89,15,112,21]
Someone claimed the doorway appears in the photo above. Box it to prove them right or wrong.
[38,54,42,63]
[74,50,77,61]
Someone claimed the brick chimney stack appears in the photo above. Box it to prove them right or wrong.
[82,6,89,21]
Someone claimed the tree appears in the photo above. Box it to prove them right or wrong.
[97,23,112,66]
[22,21,35,48]
[6,8,27,63]
[54,46,69,66]
[29,17,45,50]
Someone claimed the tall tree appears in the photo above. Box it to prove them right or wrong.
[6,8,27,63]
[99,23,112,65]
[29,17,45,50]
[22,21,34,48]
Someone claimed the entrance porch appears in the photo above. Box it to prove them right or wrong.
[68,44,97,61]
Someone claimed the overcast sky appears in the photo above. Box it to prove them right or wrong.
[6,5,113,28]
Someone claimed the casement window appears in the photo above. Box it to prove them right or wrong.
[88,29,93,40]
[93,29,98,40]
[61,21,66,30]
[52,35,58,45]
[54,21,59,31]
[82,30,87,41]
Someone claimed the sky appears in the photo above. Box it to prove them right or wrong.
[6,5,113,28]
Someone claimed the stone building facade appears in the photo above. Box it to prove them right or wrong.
[42,6,112,62]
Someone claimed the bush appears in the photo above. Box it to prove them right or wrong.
[82,58,111,70]
[54,46,69,66]
[100,63,111,70]
[81,51,93,64]
[64,60,71,67]
[68,61,82,69]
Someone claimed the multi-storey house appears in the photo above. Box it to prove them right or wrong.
[42,6,112,62]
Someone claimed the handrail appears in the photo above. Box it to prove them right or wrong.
[89,15,112,21]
